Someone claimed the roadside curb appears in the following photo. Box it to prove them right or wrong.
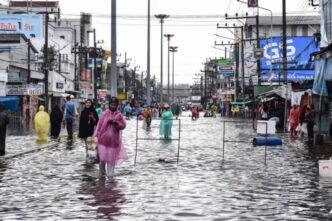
[3,133,78,160]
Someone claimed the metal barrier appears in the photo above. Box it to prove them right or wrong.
[7,113,26,135]
[222,120,269,165]
[134,118,181,165]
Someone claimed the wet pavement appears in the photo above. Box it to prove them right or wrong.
[1,112,332,220]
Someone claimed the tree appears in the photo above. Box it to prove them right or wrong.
[40,46,57,71]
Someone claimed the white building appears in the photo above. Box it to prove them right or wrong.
[2,1,93,108]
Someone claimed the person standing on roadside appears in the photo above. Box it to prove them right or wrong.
[0,103,9,156]
[63,95,76,140]
[79,99,99,158]
[289,105,300,138]
[123,103,132,120]
[143,105,153,129]
[50,105,63,139]
[160,103,173,139]
[79,99,99,139]
[305,104,315,142]
[95,104,103,119]
[94,97,127,177]
[34,105,50,142]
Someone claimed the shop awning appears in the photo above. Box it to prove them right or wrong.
[257,84,292,100]
[254,86,276,97]
[0,96,20,112]
[260,97,277,103]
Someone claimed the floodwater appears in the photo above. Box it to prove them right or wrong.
[1,112,332,220]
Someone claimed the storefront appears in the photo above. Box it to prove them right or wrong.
[312,54,332,140]
[0,72,7,97]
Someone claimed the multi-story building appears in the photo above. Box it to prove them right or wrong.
[1,1,93,110]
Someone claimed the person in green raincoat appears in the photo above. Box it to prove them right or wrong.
[159,103,173,139]
[34,105,50,142]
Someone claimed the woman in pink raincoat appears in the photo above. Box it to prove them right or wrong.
[94,97,127,177]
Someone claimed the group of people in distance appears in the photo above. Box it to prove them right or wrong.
[33,96,176,177]
[289,104,315,142]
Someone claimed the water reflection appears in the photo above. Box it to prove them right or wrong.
[84,178,125,220]
[65,139,74,150]
[0,159,8,184]
[4,114,332,220]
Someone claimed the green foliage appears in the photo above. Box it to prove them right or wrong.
[40,46,57,71]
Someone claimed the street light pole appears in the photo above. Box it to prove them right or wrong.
[237,0,274,85]
[146,0,151,105]
[44,12,49,111]
[164,34,174,102]
[155,14,169,104]
[282,0,288,133]
[110,0,117,97]
[169,46,178,103]
[87,29,97,105]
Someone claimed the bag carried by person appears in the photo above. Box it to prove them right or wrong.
[85,136,99,164]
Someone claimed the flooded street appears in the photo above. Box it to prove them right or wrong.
[1,112,332,220]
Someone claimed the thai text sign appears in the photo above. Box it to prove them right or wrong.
[0,14,43,38]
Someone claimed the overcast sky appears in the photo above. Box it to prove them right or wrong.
[57,0,318,85]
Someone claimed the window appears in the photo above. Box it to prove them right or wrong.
[264,25,270,37]
[302,25,308,36]
[246,26,252,39]
[291,26,297,36]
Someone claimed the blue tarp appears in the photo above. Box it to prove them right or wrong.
[312,57,332,96]
[0,96,20,112]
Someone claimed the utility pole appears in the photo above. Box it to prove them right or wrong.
[217,24,244,95]
[256,14,261,86]
[155,14,169,104]
[42,10,57,111]
[164,34,174,102]
[169,46,178,103]
[87,29,97,104]
[44,12,49,111]
[27,39,31,83]
[282,0,288,132]
[73,32,77,91]
[93,29,97,104]
[58,53,61,76]
[222,20,249,92]
[124,52,127,98]
[146,0,151,105]
[110,0,117,97]
[215,41,239,101]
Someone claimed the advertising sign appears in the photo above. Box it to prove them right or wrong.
[97,89,108,100]
[260,36,319,82]
[0,14,43,38]
[248,0,258,7]
[7,84,27,95]
[6,84,43,96]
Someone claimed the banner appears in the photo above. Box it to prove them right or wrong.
[260,36,319,82]
[0,14,43,38]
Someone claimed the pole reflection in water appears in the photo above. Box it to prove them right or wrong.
[0,160,8,184]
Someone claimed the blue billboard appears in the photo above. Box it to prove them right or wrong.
[0,14,43,38]
[260,36,319,82]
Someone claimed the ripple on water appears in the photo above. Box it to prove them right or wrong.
[0,114,332,220]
